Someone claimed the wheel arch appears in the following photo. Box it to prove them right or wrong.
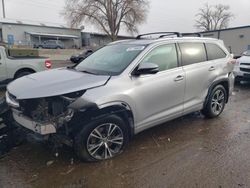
[71,102,135,139]
[204,78,230,108]
[14,68,36,79]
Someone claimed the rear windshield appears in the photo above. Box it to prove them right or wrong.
[75,44,145,75]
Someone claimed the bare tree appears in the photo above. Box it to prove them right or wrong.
[63,0,149,41]
[195,4,234,31]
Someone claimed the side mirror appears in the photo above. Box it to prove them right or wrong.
[133,63,159,76]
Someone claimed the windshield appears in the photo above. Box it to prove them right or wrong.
[75,44,145,75]
[243,50,250,56]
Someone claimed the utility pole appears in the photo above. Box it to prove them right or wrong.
[2,0,5,18]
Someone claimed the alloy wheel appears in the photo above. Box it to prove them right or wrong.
[211,89,225,115]
[87,123,124,160]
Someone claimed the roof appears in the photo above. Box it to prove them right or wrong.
[25,31,79,39]
[0,18,81,30]
[201,25,250,33]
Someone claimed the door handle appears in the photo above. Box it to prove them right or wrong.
[209,66,216,71]
[174,75,184,82]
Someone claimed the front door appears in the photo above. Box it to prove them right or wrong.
[130,43,185,132]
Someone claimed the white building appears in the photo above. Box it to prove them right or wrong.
[201,26,250,55]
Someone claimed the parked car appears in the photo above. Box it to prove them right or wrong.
[34,40,65,49]
[5,32,235,162]
[70,49,93,64]
[0,46,52,86]
[234,50,250,82]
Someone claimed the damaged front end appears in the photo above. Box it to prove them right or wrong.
[6,90,86,136]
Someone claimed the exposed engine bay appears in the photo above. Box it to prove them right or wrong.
[7,90,86,135]
[20,97,72,124]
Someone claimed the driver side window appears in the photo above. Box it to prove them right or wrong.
[141,44,178,72]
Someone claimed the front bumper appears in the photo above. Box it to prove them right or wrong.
[12,109,56,135]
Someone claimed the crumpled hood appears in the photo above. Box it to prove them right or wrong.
[7,68,110,99]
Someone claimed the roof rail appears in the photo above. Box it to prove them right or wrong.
[136,32,181,39]
[181,32,203,37]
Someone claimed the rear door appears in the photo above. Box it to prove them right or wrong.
[179,42,217,114]
[131,43,185,131]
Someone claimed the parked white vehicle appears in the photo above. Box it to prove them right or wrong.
[0,46,52,85]
[234,50,250,82]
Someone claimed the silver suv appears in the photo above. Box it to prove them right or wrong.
[6,32,235,161]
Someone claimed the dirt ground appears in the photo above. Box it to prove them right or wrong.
[0,83,250,188]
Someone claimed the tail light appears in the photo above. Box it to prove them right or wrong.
[45,60,52,69]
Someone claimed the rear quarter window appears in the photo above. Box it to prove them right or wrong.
[206,43,227,60]
[179,42,207,66]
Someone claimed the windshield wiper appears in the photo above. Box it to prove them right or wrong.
[80,70,99,75]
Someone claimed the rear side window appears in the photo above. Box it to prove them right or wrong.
[206,43,227,60]
[179,42,207,66]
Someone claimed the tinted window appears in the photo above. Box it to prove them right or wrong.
[179,42,207,66]
[206,43,226,60]
[141,44,178,72]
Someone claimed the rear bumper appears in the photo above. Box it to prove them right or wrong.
[228,72,235,96]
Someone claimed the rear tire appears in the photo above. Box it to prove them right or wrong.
[74,115,129,162]
[202,85,227,118]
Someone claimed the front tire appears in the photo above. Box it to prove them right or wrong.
[202,85,227,118]
[74,115,129,162]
